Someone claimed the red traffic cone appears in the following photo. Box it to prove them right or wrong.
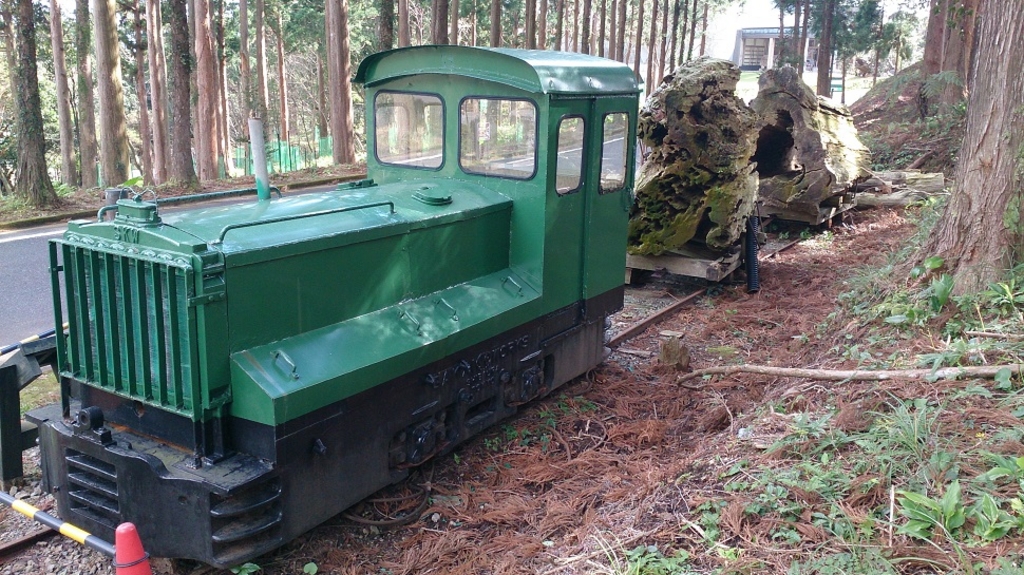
[114,523,152,575]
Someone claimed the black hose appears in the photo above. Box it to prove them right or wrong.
[745,216,761,293]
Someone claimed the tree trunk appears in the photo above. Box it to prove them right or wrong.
[815,0,835,96]
[132,1,153,184]
[923,0,945,75]
[14,0,56,205]
[75,0,98,187]
[255,0,269,122]
[572,0,579,51]
[668,0,679,69]
[538,0,548,48]
[398,0,410,46]
[609,0,617,59]
[275,13,289,142]
[239,0,252,117]
[524,0,535,47]
[489,0,500,46]
[432,0,448,43]
[633,0,644,75]
[698,0,707,56]
[678,0,688,65]
[217,0,231,176]
[450,0,459,44]
[193,0,219,181]
[915,0,1024,295]
[316,48,328,138]
[580,0,591,53]
[166,0,197,184]
[147,0,169,182]
[326,0,355,164]
[939,0,980,108]
[381,0,395,49]
[778,1,785,65]
[93,0,130,186]
[686,0,697,60]
[50,0,79,185]
[597,0,606,56]
[795,0,805,73]
[657,0,667,78]
[646,0,657,89]
[616,0,626,60]
[554,0,564,50]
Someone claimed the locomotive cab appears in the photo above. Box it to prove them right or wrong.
[29,46,639,567]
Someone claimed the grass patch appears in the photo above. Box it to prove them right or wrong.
[19,370,59,415]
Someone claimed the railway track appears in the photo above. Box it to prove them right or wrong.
[0,528,56,566]
[610,235,804,348]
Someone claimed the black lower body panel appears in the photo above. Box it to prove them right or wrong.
[30,289,623,567]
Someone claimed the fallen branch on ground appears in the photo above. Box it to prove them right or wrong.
[677,363,1024,384]
[965,330,1024,341]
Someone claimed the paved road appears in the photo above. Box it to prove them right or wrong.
[0,185,338,349]
[0,224,66,347]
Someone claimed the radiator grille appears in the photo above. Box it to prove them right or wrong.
[60,243,200,418]
[65,449,120,530]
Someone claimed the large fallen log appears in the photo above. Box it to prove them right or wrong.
[749,66,870,223]
[870,170,946,193]
[856,189,941,207]
[628,58,759,255]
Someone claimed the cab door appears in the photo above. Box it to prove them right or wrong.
[581,96,636,316]
[541,98,592,332]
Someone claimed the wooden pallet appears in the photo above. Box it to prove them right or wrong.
[763,192,856,226]
[626,245,742,284]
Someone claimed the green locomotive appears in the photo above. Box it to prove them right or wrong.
[29,46,639,567]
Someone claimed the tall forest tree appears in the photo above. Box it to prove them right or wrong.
[255,0,269,121]
[915,0,1024,294]
[93,0,130,185]
[815,0,837,96]
[326,0,355,163]
[538,0,548,48]
[167,0,197,183]
[272,11,289,142]
[194,0,220,180]
[76,0,98,187]
[50,0,78,185]
[131,1,153,183]
[13,0,56,205]
[147,0,169,182]
[489,0,500,46]
[398,0,409,46]
[381,0,394,49]
[449,0,458,44]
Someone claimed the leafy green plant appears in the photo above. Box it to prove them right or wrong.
[303,562,319,575]
[621,546,693,575]
[897,480,966,540]
[968,493,1019,541]
[230,563,262,575]
[984,279,1024,316]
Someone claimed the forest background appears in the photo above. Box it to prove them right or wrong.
[0,0,931,210]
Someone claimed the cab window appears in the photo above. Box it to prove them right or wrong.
[555,116,584,195]
[599,113,629,193]
[375,91,444,169]
[459,98,537,179]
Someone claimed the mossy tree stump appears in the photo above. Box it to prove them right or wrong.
[628,58,759,256]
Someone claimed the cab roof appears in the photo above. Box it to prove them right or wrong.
[354,45,640,96]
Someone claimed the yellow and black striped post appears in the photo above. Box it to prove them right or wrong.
[0,491,115,557]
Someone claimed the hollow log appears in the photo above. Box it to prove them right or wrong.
[749,66,869,223]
